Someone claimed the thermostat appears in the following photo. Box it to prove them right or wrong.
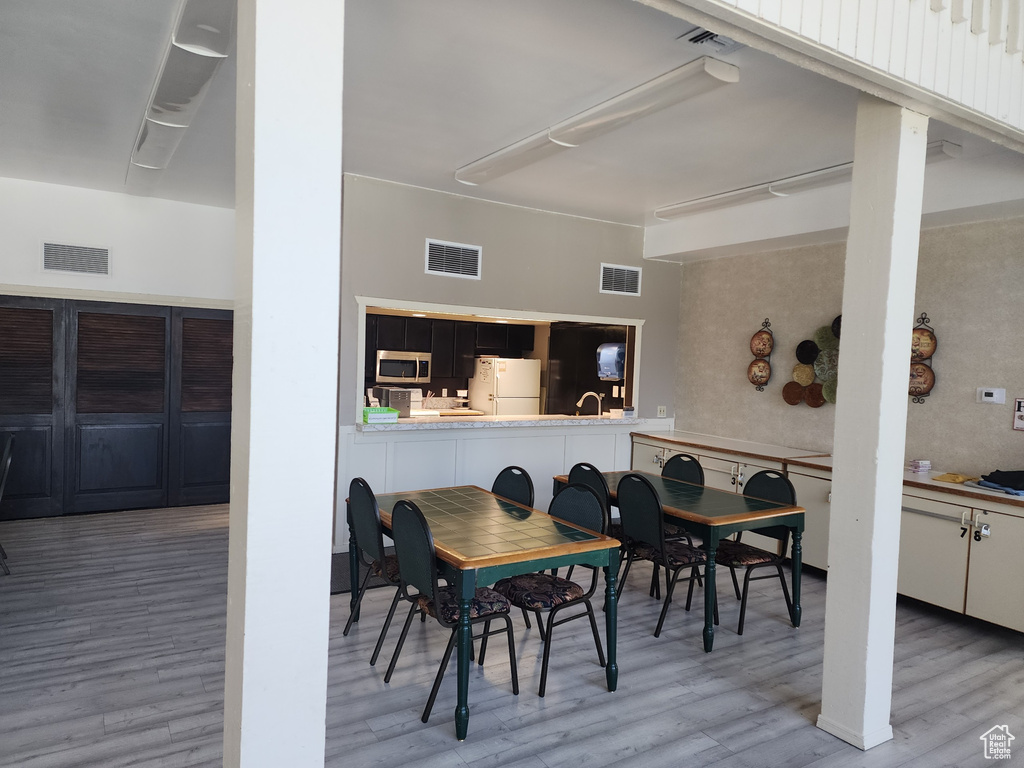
[977,387,1006,404]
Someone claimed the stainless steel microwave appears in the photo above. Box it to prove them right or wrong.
[375,350,431,383]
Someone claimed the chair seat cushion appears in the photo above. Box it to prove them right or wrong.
[492,572,585,610]
[663,521,690,540]
[633,540,707,568]
[715,539,776,567]
[370,554,401,583]
[417,585,510,624]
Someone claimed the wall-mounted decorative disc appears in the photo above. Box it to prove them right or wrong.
[909,313,936,404]
[747,318,773,392]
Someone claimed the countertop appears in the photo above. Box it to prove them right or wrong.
[785,454,1024,509]
[357,413,645,432]
[631,429,827,463]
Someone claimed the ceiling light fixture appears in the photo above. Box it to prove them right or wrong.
[653,140,962,219]
[125,0,234,189]
[454,57,739,186]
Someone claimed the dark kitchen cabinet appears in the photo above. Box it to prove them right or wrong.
[376,315,405,350]
[454,322,477,378]
[431,319,456,378]
[476,322,507,350]
[405,317,432,352]
[364,314,378,379]
[508,324,535,352]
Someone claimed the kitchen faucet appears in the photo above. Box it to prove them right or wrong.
[575,391,603,415]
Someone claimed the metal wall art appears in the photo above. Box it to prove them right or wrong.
[747,318,773,391]
[909,312,937,404]
[783,315,841,408]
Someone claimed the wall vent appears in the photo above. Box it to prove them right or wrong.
[600,264,641,296]
[43,242,110,275]
[677,25,745,57]
[425,239,481,280]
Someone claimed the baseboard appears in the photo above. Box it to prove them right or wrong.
[816,714,893,751]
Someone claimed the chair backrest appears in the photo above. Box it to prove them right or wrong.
[390,499,440,606]
[567,462,611,515]
[348,477,387,563]
[743,470,797,543]
[662,453,704,485]
[491,465,534,507]
[616,472,665,552]
[548,483,608,536]
[0,433,14,505]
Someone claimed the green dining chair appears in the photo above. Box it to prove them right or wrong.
[491,465,534,507]
[617,472,715,637]
[385,499,519,723]
[715,470,796,635]
[343,477,403,666]
[493,483,608,696]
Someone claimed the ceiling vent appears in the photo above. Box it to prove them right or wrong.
[425,239,481,280]
[43,242,110,275]
[678,26,745,57]
[600,264,641,296]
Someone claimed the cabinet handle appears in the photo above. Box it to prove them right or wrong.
[902,505,966,523]
[827,491,831,504]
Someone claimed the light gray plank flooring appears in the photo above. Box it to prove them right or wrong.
[1,506,1022,767]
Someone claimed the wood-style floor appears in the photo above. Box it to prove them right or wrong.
[0,505,1021,767]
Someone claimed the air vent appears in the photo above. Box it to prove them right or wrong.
[678,26,745,56]
[600,264,642,296]
[425,239,481,279]
[43,242,110,275]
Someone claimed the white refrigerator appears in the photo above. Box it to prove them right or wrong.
[468,357,541,416]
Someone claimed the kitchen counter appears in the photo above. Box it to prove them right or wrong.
[631,429,827,464]
[358,413,645,432]
[784,454,1024,509]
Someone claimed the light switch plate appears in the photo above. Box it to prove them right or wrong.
[978,387,1006,404]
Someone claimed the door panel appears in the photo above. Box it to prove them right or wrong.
[168,309,232,506]
[966,510,1024,633]
[0,298,64,519]
[76,423,164,492]
[898,496,970,612]
[66,304,170,513]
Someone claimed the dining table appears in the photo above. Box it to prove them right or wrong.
[350,485,621,741]
[553,470,805,652]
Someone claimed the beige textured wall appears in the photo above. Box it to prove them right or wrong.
[677,216,1024,475]
[340,175,680,423]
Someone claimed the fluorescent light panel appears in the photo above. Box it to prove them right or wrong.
[128,0,233,175]
[455,57,739,186]
[654,140,962,219]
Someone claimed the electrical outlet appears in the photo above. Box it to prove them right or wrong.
[657,405,667,418]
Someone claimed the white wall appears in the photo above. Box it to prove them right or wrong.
[0,176,234,306]
[339,175,681,422]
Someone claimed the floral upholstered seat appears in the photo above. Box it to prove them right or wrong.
[416,585,511,624]
[493,572,585,611]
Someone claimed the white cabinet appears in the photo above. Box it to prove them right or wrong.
[965,509,1024,633]
[898,496,971,613]
[631,438,667,472]
[786,468,832,570]
[898,493,1024,633]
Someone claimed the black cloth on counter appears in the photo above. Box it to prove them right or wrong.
[981,470,1024,491]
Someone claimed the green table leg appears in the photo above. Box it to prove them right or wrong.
[603,548,619,691]
[703,535,717,653]
[454,570,475,741]
[791,529,802,627]
[347,502,361,622]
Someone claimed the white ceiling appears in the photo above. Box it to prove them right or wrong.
[1,0,1021,224]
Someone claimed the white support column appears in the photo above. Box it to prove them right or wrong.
[817,95,928,750]
[223,0,344,766]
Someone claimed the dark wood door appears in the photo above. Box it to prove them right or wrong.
[168,309,232,506]
[65,304,171,514]
[0,297,65,519]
